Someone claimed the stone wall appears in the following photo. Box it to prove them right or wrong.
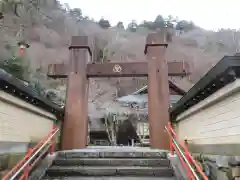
[174,79,240,179]
[193,154,240,180]
[0,90,59,175]
[175,79,240,155]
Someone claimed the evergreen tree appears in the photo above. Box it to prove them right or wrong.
[127,20,138,32]
[154,15,165,29]
[0,56,30,80]
[139,20,156,30]
[69,8,83,21]
[176,20,195,32]
[117,21,125,29]
[99,18,111,29]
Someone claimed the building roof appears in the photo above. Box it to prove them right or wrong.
[0,69,64,118]
[132,80,186,96]
[171,55,240,120]
[118,80,185,111]
[117,94,182,105]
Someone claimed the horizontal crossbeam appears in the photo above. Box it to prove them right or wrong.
[87,62,147,77]
[47,61,190,78]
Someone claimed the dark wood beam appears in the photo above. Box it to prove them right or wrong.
[87,62,147,77]
[147,32,170,150]
[47,61,190,78]
[61,36,89,150]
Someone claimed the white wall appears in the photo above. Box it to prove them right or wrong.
[137,122,149,137]
[176,79,240,145]
[0,91,56,144]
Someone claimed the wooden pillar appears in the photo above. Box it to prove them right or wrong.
[61,36,91,150]
[146,33,170,149]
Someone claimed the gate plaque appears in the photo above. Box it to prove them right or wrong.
[113,64,122,73]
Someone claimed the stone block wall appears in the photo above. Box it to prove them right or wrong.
[0,90,59,175]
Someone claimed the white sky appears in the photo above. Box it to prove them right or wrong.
[60,0,240,30]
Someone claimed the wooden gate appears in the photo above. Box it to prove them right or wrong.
[47,32,190,150]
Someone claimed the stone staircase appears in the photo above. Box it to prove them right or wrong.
[43,147,177,180]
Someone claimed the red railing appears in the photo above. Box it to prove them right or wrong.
[165,122,208,180]
[2,124,59,180]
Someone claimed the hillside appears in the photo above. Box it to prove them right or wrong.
[0,0,239,116]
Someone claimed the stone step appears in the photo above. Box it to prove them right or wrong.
[57,151,167,159]
[53,158,170,167]
[46,166,174,177]
[43,176,177,180]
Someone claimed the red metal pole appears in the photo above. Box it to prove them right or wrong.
[20,48,25,56]
[23,164,29,180]
[168,124,208,179]
[50,124,56,154]
[168,124,174,155]
[170,138,174,155]
[173,143,193,179]
[166,126,194,179]
[2,129,56,180]
[23,148,32,180]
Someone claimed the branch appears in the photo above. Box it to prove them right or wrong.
[104,116,113,145]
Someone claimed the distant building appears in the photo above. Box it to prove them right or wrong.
[117,80,185,108]
[116,80,186,145]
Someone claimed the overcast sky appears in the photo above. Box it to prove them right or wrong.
[60,0,239,30]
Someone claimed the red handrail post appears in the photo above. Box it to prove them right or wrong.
[170,136,174,155]
[50,124,56,154]
[23,163,29,180]
[50,135,54,154]
[2,127,58,180]
[168,123,174,155]
[166,122,209,180]
[23,148,32,180]
[184,151,194,180]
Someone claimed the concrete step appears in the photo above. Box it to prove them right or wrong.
[46,166,174,177]
[57,150,167,159]
[43,176,176,180]
[52,158,170,167]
